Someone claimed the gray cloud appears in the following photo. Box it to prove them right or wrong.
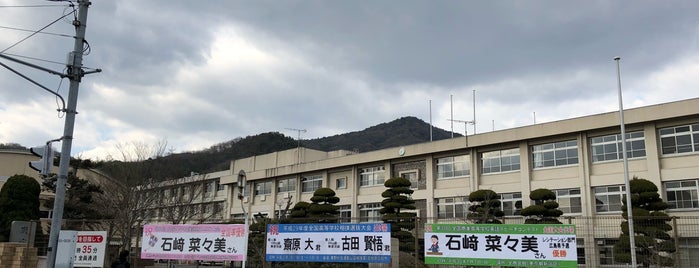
[2,0,699,159]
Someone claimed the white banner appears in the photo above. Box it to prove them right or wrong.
[74,231,108,267]
[141,224,246,261]
[265,223,391,263]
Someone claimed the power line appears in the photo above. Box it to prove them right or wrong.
[0,5,68,8]
[1,8,76,53]
[0,52,66,66]
[0,25,72,38]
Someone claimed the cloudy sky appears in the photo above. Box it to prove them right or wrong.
[1,1,698,160]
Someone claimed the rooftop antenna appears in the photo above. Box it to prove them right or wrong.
[447,118,474,146]
[450,95,454,138]
[285,128,306,164]
[429,99,433,141]
[472,89,477,134]
[533,112,537,124]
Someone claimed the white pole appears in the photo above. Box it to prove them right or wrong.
[450,95,454,138]
[429,100,433,141]
[615,56,637,268]
[472,89,476,134]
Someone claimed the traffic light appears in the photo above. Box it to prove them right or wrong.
[29,145,53,175]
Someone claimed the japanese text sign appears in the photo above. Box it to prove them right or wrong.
[424,224,577,267]
[266,223,391,263]
[74,231,107,267]
[141,224,246,261]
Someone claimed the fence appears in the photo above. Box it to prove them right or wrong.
[10,216,699,268]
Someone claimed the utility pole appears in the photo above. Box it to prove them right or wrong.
[46,1,94,267]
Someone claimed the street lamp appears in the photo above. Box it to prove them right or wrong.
[237,170,248,268]
[615,56,637,267]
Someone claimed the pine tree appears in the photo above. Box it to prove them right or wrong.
[466,189,504,224]
[380,177,417,252]
[521,188,564,224]
[308,187,340,223]
[0,174,41,241]
[614,177,675,266]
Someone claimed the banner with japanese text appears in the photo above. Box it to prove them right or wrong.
[266,223,391,263]
[74,231,107,267]
[141,224,246,261]
[424,224,577,267]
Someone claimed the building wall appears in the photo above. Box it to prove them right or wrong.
[222,98,699,222]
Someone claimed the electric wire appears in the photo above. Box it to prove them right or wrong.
[0,5,68,8]
[1,8,76,53]
[55,77,66,118]
[0,25,72,38]
[0,60,66,111]
[0,52,65,66]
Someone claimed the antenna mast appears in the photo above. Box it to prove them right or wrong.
[285,128,307,164]
[447,118,475,146]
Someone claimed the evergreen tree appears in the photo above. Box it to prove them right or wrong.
[466,189,504,224]
[380,177,417,252]
[614,177,675,267]
[289,201,311,223]
[521,188,564,224]
[42,172,104,220]
[308,187,340,222]
[0,174,41,241]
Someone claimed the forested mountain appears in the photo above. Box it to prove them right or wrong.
[7,116,457,181]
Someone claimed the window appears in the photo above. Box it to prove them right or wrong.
[678,238,699,267]
[359,203,382,222]
[336,177,347,190]
[216,179,225,191]
[255,181,272,195]
[660,124,699,155]
[302,175,322,193]
[481,148,520,174]
[277,178,296,193]
[594,185,625,213]
[597,239,624,265]
[359,166,385,186]
[532,140,578,168]
[591,131,646,162]
[400,170,419,189]
[555,188,582,214]
[213,202,223,215]
[204,182,214,197]
[436,197,469,219]
[576,238,586,265]
[500,192,522,216]
[665,180,699,209]
[436,155,470,179]
[338,205,351,223]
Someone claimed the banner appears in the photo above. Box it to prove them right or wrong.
[424,224,577,267]
[141,224,246,261]
[266,223,391,263]
[74,231,108,267]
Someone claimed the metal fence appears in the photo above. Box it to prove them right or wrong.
[14,216,699,268]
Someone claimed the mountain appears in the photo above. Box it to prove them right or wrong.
[97,116,457,180]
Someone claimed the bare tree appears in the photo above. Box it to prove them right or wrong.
[94,139,172,252]
[146,174,226,224]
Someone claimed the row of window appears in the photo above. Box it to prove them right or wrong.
[432,179,699,219]
[434,191,581,219]
[436,123,698,179]
[252,176,325,195]
[243,123,698,197]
